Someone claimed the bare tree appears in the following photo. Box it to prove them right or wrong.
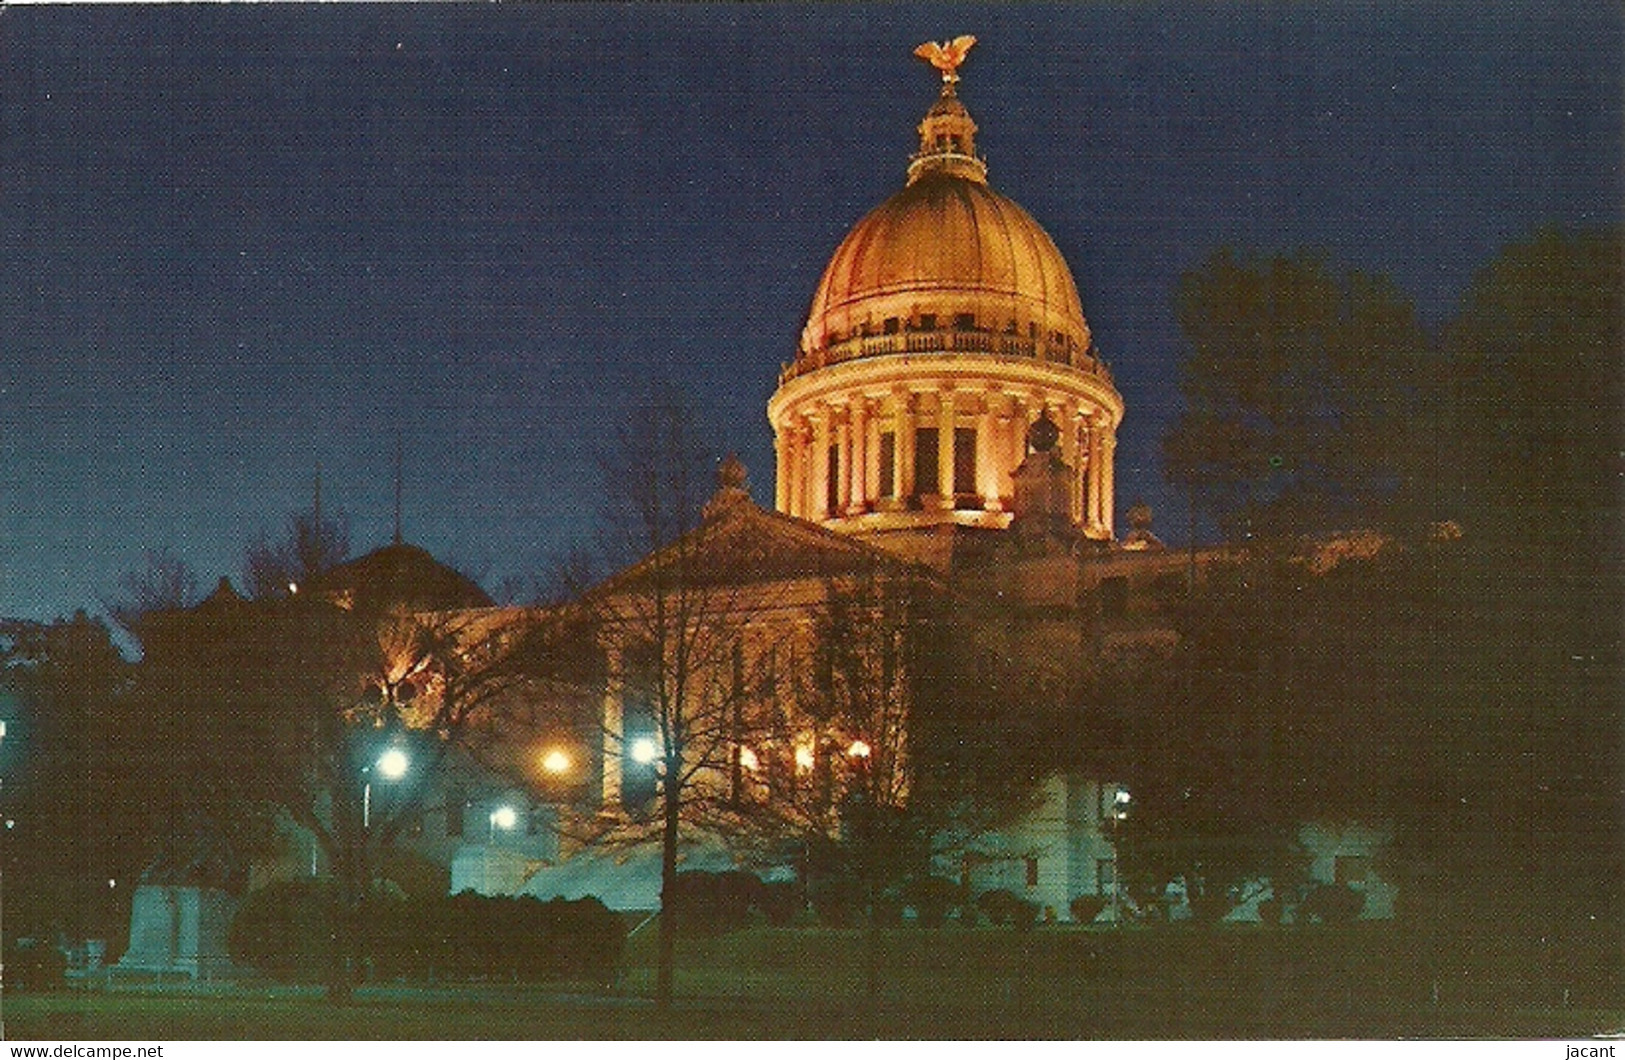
[243,508,350,599]
[104,548,200,630]
[543,392,801,1007]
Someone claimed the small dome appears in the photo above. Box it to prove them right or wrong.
[313,543,493,614]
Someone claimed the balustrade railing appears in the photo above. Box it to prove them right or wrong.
[780,329,1107,384]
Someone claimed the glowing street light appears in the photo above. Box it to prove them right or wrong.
[630,737,658,765]
[794,744,815,772]
[847,739,872,760]
[489,804,518,842]
[541,748,571,776]
[364,747,409,828]
[376,747,410,781]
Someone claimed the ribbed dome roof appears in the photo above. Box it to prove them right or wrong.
[795,83,1092,366]
[799,173,1089,357]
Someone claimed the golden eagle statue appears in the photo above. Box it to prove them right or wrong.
[914,35,977,84]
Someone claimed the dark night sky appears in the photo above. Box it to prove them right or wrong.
[0,3,1618,624]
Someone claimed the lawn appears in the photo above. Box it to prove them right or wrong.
[8,922,1620,1040]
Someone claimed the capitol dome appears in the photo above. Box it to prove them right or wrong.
[797,97,1092,371]
[768,42,1123,546]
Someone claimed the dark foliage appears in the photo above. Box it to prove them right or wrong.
[230,881,624,985]
[665,870,766,937]
[5,937,67,993]
[809,874,863,928]
[904,876,963,928]
[757,881,804,927]
[1300,883,1366,925]
[1068,895,1108,925]
[976,888,1039,931]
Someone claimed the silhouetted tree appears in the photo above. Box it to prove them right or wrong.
[243,508,350,599]
[104,548,200,631]
[1163,250,1429,541]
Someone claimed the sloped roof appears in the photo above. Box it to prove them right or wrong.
[313,543,492,613]
[587,493,943,603]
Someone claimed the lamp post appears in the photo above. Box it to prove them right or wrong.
[488,804,517,843]
[363,746,410,830]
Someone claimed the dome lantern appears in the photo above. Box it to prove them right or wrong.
[908,37,988,186]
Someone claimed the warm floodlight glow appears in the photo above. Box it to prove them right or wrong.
[794,744,815,772]
[541,748,571,775]
[847,739,871,759]
[630,738,658,765]
[376,748,410,780]
[490,805,518,831]
[738,746,759,772]
[287,582,299,595]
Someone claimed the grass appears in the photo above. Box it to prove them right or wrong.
[7,922,1621,1040]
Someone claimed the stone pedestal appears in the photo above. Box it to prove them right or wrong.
[115,885,239,980]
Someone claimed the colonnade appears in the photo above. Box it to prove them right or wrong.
[774,384,1116,538]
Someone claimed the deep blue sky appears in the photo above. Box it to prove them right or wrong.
[1,3,1619,621]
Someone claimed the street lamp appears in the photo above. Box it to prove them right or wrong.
[540,748,571,776]
[489,804,517,843]
[363,746,410,829]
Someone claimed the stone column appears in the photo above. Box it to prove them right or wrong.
[812,407,831,521]
[774,427,789,514]
[1085,419,1104,535]
[895,388,916,502]
[1100,429,1116,538]
[836,408,853,517]
[978,390,1001,510]
[864,399,882,511]
[1009,396,1030,472]
[936,387,956,506]
[1060,401,1080,524]
[849,399,870,514]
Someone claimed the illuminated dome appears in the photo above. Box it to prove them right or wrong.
[797,86,1092,370]
[769,42,1123,548]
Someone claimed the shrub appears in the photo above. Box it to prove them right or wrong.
[1068,895,1108,924]
[976,888,1039,930]
[757,881,803,927]
[232,883,624,985]
[666,870,759,936]
[228,878,335,982]
[1187,893,1232,924]
[809,875,863,928]
[7,938,66,993]
[903,876,962,928]
[871,893,904,927]
[1301,882,1365,924]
